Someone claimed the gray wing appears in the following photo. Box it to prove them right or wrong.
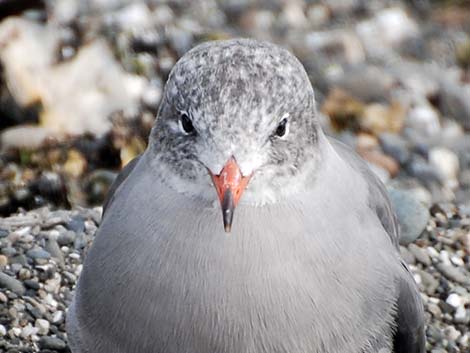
[329,137,425,353]
[102,155,141,215]
[329,138,400,249]
[393,261,426,353]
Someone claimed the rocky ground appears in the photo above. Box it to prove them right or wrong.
[0,0,469,352]
[0,205,468,352]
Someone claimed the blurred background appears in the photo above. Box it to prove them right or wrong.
[0,0,469,352]
[0,0,469,216]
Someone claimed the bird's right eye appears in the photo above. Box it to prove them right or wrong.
[179,112,195,135]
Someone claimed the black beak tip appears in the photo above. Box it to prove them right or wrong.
[222,189,235,234]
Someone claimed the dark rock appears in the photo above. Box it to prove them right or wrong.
[38,336,67,350]
[0,272,25,295]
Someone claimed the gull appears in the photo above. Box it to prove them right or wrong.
[67,38,425,353]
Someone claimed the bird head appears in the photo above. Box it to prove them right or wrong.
[148,39,322,232]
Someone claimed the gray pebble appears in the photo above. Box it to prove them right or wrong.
[26,247,51,260]
[388,188,430,245]
[408,243,431,266]
[436,263,470,285]
[46,237,65,266]
[420,271,439,295]
[38,336,67,350]
[0,272,25,295]
[1,246,17,257]
[57,230,76,246]
[66,216,86,233]
[379,133,410,165]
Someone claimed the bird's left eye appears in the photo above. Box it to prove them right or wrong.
[274,117,288,138]
[179,112,195,135]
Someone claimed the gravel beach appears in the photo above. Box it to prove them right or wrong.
[0,204,469,352]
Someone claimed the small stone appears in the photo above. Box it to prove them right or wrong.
[0,324,5,336]
[406,104,441,137]
[454,306,469,324]
[57,229,77,245]
[408,244,431,266]
[437,263,470,285]
[26,247,51,260]
[39,335,67,350]
[24,279,40,290]
[444,325,461,341]
[446,293,463,308]
[52,310,64,324]
[1,246,17,257]
[429,147,460,189]
[21,323,38,338]
[46,237,64,266]
[420,271,439,295]
[0,291,7,302]
[35,318,50,335]
[0,271,25,295]
[379,133,410,165]
[388,188,430,245]
[0,254,8,268]
[427,303,442,319]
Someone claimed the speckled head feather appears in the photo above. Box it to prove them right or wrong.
[148,38,322,205]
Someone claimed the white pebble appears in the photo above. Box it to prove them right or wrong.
[427,246,439,258]
[35,319,50,335]
[15,226,31,237]
[454,306,467,322]
[43,293,58,308]
[413,273,422,285]
[0,324,6,336]
[21,323,38,338]
[445,325,461,341]
[446,293,463,308]
[439,250,451,266]
[69,253,81,260]
[450,255,464,267]
[429,147,460,189]
[458,333,469,347]
[52,310,64,324]
[10,327,21,336]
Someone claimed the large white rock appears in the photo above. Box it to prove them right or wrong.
[357,7,420,59]
[0,18,147,137]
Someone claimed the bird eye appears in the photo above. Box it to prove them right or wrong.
[274,117,288,138]
[179,112,195,134]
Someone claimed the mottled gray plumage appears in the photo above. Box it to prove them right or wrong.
[67,39,425,353]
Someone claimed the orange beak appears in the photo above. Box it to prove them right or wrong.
[210,158,251,233]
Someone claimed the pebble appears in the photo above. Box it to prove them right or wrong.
[38,336,67,350]
[0,254,8,268]
[57,230,77,246]
[408,244,431,266]
[454,306,469,324]
[406,104,441,137]
[0,271,26,295]
[429,147,460,189]
[35,318,50,335]
[436,263,470,285]
[379,132,410,165]
[446,293,462,308]
[26,247,51,260]
[388,188,430,245]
